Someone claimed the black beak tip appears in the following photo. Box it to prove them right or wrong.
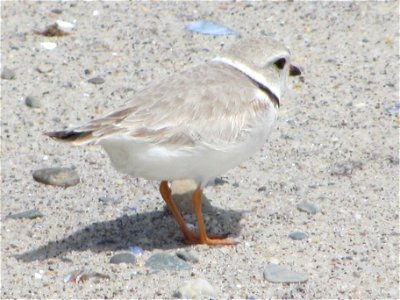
[289,64,301,76]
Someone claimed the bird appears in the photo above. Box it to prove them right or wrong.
[46,38,301,245]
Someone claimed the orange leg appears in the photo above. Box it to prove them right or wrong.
[191,185,236,245]
[159,181,198,242]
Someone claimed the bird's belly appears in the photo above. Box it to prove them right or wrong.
[99,112,277,183]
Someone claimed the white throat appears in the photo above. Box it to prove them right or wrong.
[213,56,281,100]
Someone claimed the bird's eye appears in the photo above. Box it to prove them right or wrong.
[273,58,286,70]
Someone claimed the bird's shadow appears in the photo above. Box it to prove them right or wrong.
[15,194,244,262]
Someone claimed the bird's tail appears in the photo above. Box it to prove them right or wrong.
[45,130,94,144]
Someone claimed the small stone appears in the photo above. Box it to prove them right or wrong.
[1,67,16,80]
[32,167,80,187]
[214,177,229,185]
[110,252,137,265]
[263,264,308,283]
[98,196,121,205]
[289,231,308,240]
[330,160,363,177]
[296,201,319,215]
[145,253,191,272]
[176,250,199,263]
[36,63,53,73]
[173,278,216,299]
[25,96,41,108]
[88,76,105,85]
[6,209,43,220]
[51,8,63,14]
[257,186,267,192]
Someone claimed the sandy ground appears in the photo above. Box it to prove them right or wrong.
[1,1,399,299]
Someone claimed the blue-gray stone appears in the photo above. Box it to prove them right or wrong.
[145,253,191,272]
[6,209,43,220]
[289,231,308,240]
[263,264,308,283]
[110,252,137,264]
[296,202,319,215]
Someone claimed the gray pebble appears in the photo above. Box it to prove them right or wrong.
[98,196,121,205]
[330,160,363,177]
[263,264,308,283]
[6,209,43,220]
[257,186,267,192]
[88,76,105,85]
[296,201,319,215]
[214,177,228,185]
[36,63,53,73]
[25,96,41,108]
[173,278,216,299]
[145,253,191,272]
[176,250,199,263]
[1,67,16,80]
[110,252,137,265]
[32,167,80,187]
[289,231,308,240]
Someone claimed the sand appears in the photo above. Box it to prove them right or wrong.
[1,1,399,299]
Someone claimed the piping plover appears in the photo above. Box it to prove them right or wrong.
[46,38,301,245]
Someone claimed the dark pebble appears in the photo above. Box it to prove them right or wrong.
[6,209,43,220]
[25,96,41,108]
[1,67,16,80]
[88,76,105,85]
[289,231,308,240]
[32,167,80,187]
[330,160,363,177]
[214,177,228,185]
[176,250,199,263]
[145,253,191,272]
[257,186,267,192]
[110,252,137,265]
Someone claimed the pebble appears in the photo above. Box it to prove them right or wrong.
[36,63,53,73]
[289,231,308,240]
[263,264,308,283]
[173,278,216,299]
[214,177,229,185]
[185,20,237,36]
[32,167,80,187]
[330,160,363,177]
[88,76,105,85]
[176,250,199,263]
[1,67,16,79]
[109,252,137,265]
[98,196,121,205]
[296,201,319,215]
[6,209,43,220]
[25,96,41,108]
[257,186,268,192]
[145,253,191,272]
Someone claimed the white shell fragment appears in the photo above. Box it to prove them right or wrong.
[40,42,57,50]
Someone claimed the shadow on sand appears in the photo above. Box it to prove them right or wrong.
[15,196,244,262]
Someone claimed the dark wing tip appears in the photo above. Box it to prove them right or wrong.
[45,130,92,142]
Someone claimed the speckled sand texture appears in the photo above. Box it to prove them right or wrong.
[1,1,399,299]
